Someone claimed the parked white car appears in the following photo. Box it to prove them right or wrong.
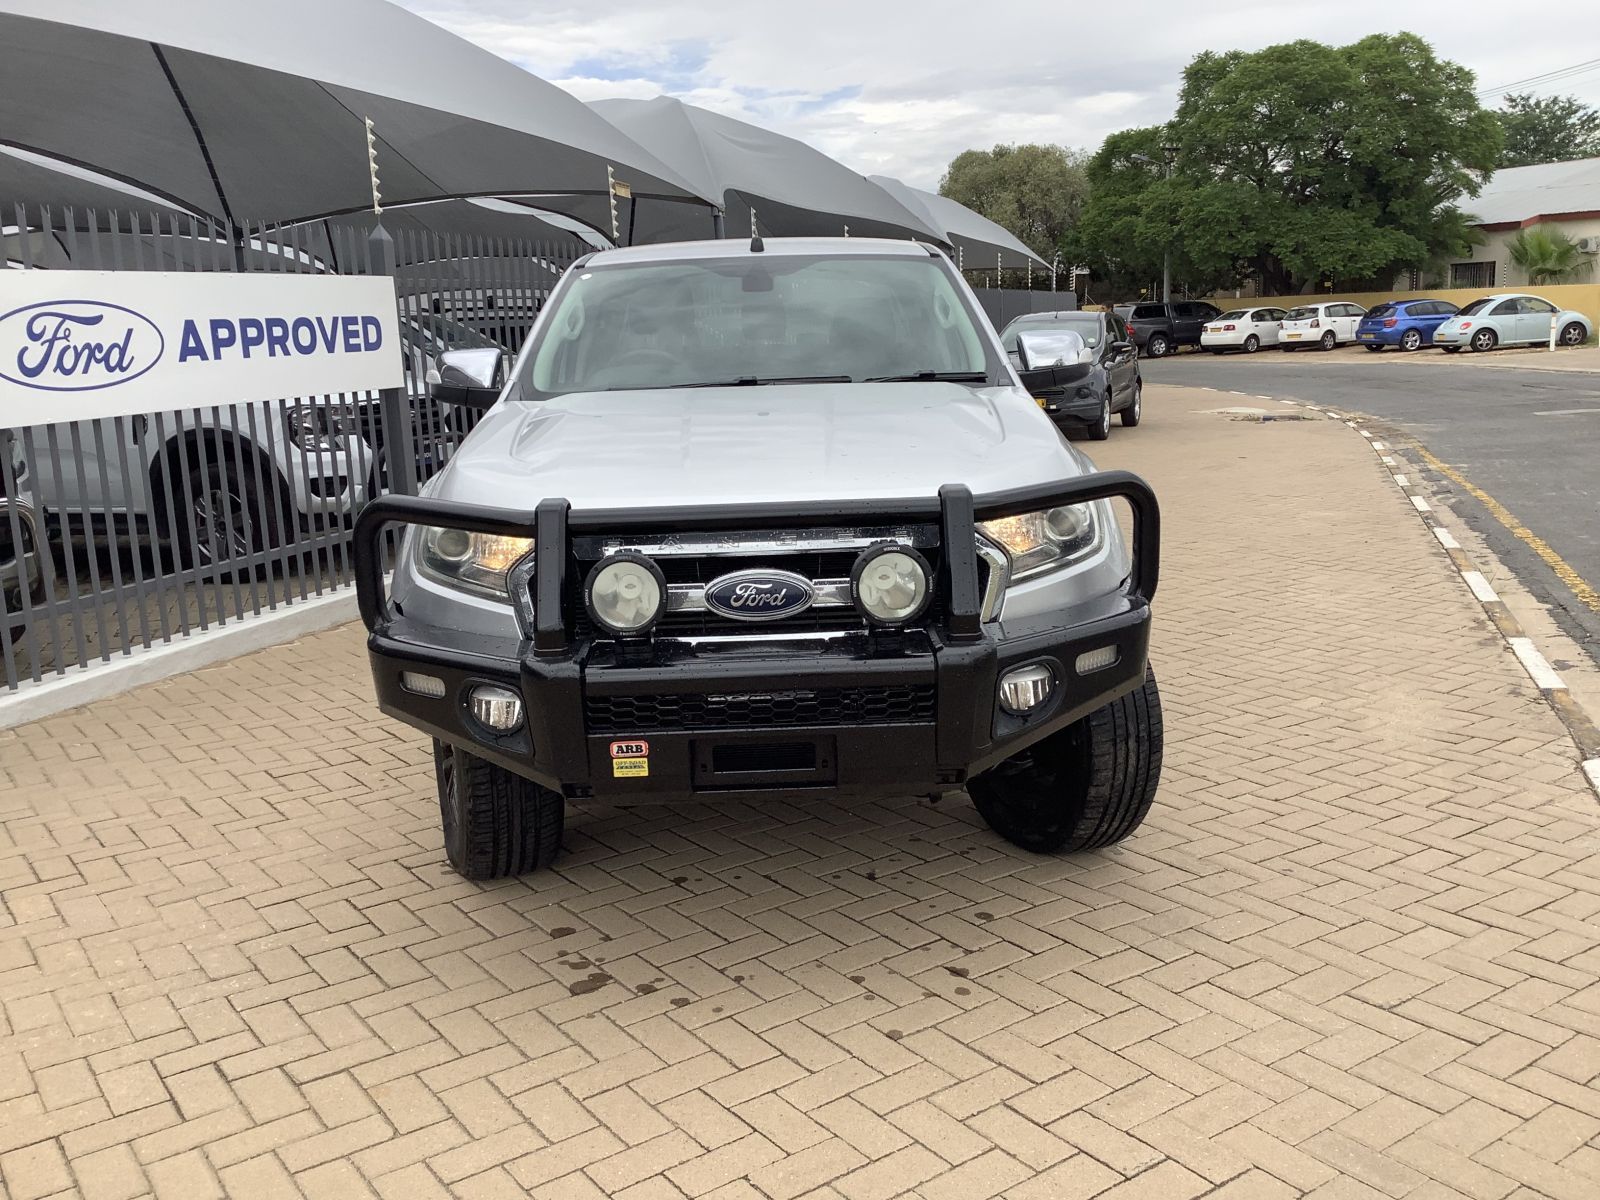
[1278,301,1366,350]
[1201,307,1287,354]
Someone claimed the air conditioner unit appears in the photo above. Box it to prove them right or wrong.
[1575,236,1600,255]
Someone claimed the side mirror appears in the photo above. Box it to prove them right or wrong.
[430,347,506,410]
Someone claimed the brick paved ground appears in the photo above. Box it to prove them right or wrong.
[3,388,1598,1199]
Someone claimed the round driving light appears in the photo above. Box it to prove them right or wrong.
[469,684,524,732]
[999,663,1056,714]
[851,544,932,626]
[585,552,666,637]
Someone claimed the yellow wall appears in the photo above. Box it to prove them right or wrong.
[1204,283,1600,326]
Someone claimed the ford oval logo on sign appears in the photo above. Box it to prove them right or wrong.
[0,300,165,392]
[704,569,815,622]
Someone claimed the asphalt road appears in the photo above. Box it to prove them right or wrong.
[1145,349,1600,664]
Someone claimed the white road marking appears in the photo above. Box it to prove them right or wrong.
[1359,430,1373,438]
[1394,474,1410,487]
[1433,527,1461,550]
[1410,495,1432,512]
[1533,408,1600,417]
[1462,571,1500,603]
[1372,442,1387,450]
[1509,637,1566,691]
[1381,456,1396,466]
[1583,759,1600,797]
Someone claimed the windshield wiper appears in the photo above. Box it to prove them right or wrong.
[665,375,853,388]
[865,370,991,383]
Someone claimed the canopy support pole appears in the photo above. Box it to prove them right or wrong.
[367,222,415,497]
[711,208,725,238]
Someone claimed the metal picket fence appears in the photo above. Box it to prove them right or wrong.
[1,203,582,692]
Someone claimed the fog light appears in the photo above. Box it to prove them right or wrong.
[1075,645,1119,674]
[400,671,446,698]
[469,685,524,732]
[851,544,932,625]
[586,553,666,637]
[999,663,1055,714]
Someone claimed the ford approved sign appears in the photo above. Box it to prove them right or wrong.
[0,271,403,425]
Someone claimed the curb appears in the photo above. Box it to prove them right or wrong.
[1315,404,1600,800]
[0,588,360,732]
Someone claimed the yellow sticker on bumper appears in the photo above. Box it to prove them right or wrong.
[612,757,649,778]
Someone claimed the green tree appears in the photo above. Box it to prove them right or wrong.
[1496,93,1600,168]
[1506,225,1593,283]
[938,144,1089,261]
[1074,34,1502,296]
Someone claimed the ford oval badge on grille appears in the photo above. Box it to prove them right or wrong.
[704,569,815,622]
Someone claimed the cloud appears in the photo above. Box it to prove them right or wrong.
[399,1,1600,189]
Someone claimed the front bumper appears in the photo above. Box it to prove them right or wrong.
[354,475,1160,802]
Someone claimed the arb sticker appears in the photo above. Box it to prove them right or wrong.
[610,740,649,778]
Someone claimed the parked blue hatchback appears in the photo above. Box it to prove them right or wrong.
[1355,299,1460,351]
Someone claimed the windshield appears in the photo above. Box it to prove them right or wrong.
[1006,314,1101,347]
[1283,306,1319,321]
[1456,298,1493,316]
[519,253,994,396]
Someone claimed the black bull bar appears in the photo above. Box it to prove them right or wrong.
[353,471,1160,644]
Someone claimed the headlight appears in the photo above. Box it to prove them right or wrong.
[416,528,534,600]
[286,403,357,452]
[585,553,666,636]
[851,544,932,626]
[978,504,1097,580]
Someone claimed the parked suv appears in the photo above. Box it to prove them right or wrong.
[1112,300,1220,358]
[355,238,1164,879]
[998,310,1143,439]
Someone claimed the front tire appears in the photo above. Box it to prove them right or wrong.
[1119,380,1143,427]
[970,666,1163,853]
[1471,328,1498,352]
[435,740,563,879]
[1560,321,1586,347]
[174,455,283,576]
[1146,333,1171,358]
[1086,394,1111,441]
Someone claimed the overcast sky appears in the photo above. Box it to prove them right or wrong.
[398,1,1600,190]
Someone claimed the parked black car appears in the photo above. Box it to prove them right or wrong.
[1113,300,1221,358]
[999,310,1142,440]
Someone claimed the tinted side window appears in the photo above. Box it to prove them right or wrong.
[1522,297,1557,313]
[1490,299,1522,315]
[1407,302,1434,317]
[1132,304,1164,320]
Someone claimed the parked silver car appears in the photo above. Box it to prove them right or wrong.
[354,238,1164,878]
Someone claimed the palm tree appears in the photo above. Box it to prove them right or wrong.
[1506,226,1593,285]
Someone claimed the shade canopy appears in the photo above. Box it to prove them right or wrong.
[588,97,948,244]
[0,0,714,229]
[869,176,1047,270]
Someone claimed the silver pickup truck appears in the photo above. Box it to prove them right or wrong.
[355,238,1163,879]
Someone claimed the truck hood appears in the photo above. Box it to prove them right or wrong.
[429,382,1095,511]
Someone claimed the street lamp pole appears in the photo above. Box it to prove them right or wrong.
[1133,146,1179,303]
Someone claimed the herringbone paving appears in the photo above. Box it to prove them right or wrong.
[2,387,1598,1198]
